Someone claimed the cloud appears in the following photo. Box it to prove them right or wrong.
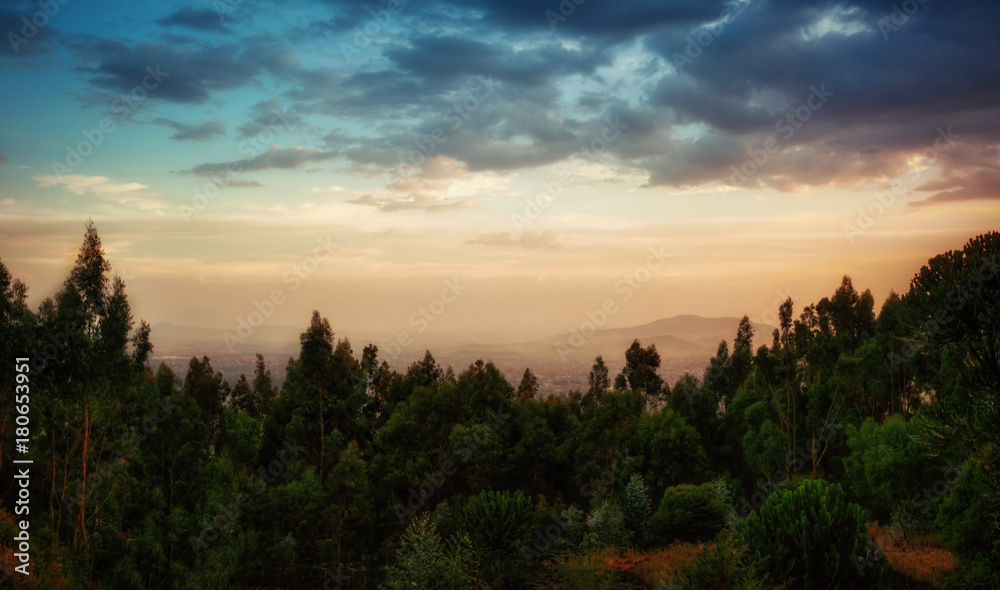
[237,97,313,138]
[183,145,336,177]
[910,169,1000,208]
[33,174,147,195]
[32,174,169,210]
[153,118,226,141]
[347,192,473,213]
[465,230,558,249]
[0,152,6,164]
[221,179,263,188]
[157,7,231,33]
[0,8,59,58]
[630,0,1000,196]
[63,34,297,104]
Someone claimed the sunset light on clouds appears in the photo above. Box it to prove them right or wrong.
[1,0,998,344]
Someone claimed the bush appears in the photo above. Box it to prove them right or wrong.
[843,415,948,523]
[384,512,476,590]
[649,483,727,545]
[621,474,653,547]
[462,490,535,588]
[678,531,772,590]
[936,460,1000,589]
[586,497,630,548]
[738,478,883,589]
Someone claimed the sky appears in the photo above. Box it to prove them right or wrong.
[1,0,998,347]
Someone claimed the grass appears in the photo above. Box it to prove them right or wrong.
[867,522,959,589]
[535,543,708,589]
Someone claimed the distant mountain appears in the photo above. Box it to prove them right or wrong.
[431,315,776,392]
[150,322,301,353]
[148,315,776,393]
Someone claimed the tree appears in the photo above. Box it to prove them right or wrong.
[250,353,277,419]
[667,373,718,449]
[585,355,610,407]
[516,368,539,401]
[902,232,1000,573]
[618,340,667,406]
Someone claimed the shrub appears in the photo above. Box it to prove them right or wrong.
[738,478,884,589]
[462,490,535,588]
[621,474,653,547]
[384,512,476,590]
[679,531,772,590]
[649,483,727,545]
[586,497,630,548]
[843,415,948,523]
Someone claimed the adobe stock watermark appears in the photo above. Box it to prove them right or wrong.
[315,566,350,589]
[737,421,841,517]
[6,0,71,55]
[555,246,669,361]
[726,84,833,190]
[180,109,305,223]
[749,287,797,328]
[854,460,965,578]
[341,0,412,61]
[388,76,499,184]
[886,253,998,370]
[62,398,178,511]
[49,66,169,178]
[223,236,337,352]
[843,126,959,243]
[188,439,304,556]
[669,0,754,71]
[511,115,629,238]
[876,0,934,41]
[544,0,585,30]
[394,408,509,523]
[379,277,468,365]
[518,451,638,564]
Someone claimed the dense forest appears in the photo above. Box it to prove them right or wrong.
[1,222,998,589]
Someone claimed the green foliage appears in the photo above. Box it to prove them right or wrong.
[667,374,719,453]
[843,415,948,522]
[936,456,1000,583]
[618,339,668,405]
[621,474,653,547]
[679,531,773,590]
[384,513,476,590]
[463,489,536,588]
[636,407,710,496]
[742,418,790,478]
[585,497,629,548]
[7,224,1000,590]
[649,483,727,544]
[738,479,882,590]
[464,490,534,553]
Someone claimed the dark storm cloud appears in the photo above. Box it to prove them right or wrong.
[184,145,336,176]
[450,0,728,40]
[385,35,608,87]
[1,7,59,58]
[289,34,607,121]
[157,7,231,33]
[636,0,1000,194]
[49,0,999,206]
[153,118,226,141]
[63,34,297,104]
[238,97,308,138]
